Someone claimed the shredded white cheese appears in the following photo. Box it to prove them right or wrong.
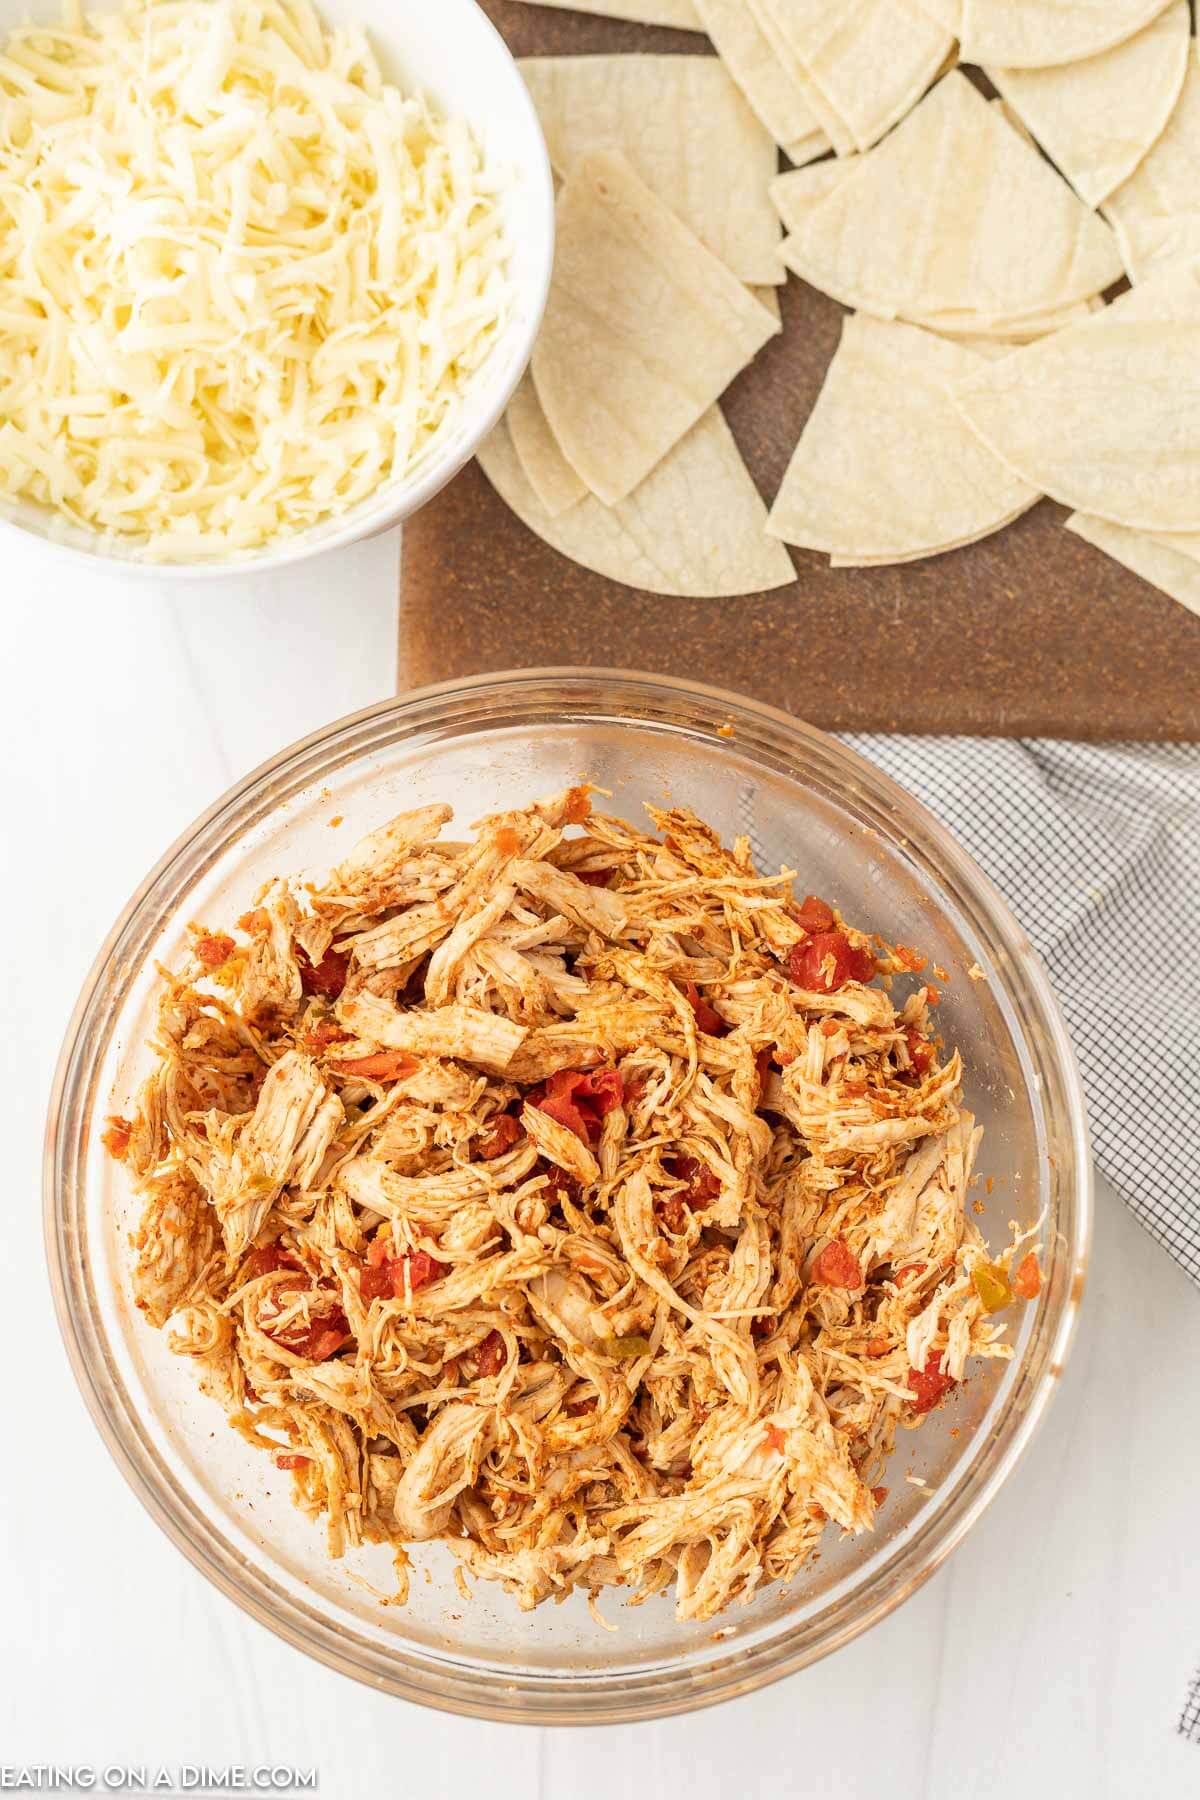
[0,0,511,554]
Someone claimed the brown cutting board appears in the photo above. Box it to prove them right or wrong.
[399,0,1200,739]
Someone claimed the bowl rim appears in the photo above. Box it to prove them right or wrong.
[0,0,555,581]
[44,667,1093,1722]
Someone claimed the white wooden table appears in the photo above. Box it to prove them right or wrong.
[4,529,1198,1797]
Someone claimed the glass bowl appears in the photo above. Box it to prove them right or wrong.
[44,669,1091,1724]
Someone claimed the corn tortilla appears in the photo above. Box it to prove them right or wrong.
[1104,47,1200,282]
[959,0,1176,69]
[773,159,1101,339]
[770,157,854,236]
[507,375,588,519]
[748,0,952,155]
[532,150,780,507]
[509,0,702,26]
[777,72,1123,326]
[691,0,831,161]
[1066,514,1200,618]
[944,295,1105,348]
[988,2,1189,210]
[912,0,961,30]
[766,315,1039,563]
[902,285,1106,340]
[782,127,834,168]
[751,284,782,322]
[744,0,856,155]
[518,56,783,285]
[476,412,795,598]
[828,511,1035,566]
[952,262,1200,533]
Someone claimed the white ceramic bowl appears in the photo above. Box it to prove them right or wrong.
[0,0,553,577]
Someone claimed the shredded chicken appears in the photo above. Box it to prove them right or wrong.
[109,789,1039,1622]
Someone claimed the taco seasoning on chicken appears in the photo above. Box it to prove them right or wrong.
[107,788,1041,1621]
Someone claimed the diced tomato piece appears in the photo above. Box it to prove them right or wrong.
[358,1260,392,1303]
[907,1350,956,1414]
[333,1050,417,1081]
[583,1067,625,1114]
[795,893,836,932]
[811,1239,863,1290]
[394,1249,447,1296]
[360,1230,415,1304]
[683,980,727,1037]
[275,1453,310,1470]
[298,945,351,999]
[477,1114,522,1160]
[300,1323,351,1362]
[195,931,235,971]
[657,1196,689,1236]
[532,1067,624,1145]
[537,1159,580,1207]
[303,1018,350,1053]
[475,1329,505,1378]
[271,1294,351,1359]
[871,1486,889,1508]
[365,1231,392,1267]
[1013,1252,1042,1301]
[245,1243,302,1280]
[787,929,875,992]
[903,1028,934,1077]
[893,944,928,973]
[361,1238,447,1304]
[563,785,591,825]
[665,1153,722,1209]
[843,933,878,985]
[359,1232,393,1299]
[763,1424,787,1454]
[102,1116,133,1161]
[851,938,880,983]
[657,1150,722,1234]
[894,1261,928,1286]
[532,1075,590,1142]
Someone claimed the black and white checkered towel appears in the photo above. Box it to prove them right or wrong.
[845,737,1200,1283]
[844,737,1200,1743]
